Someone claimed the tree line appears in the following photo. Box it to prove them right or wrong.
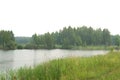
[0,26,120,50]
[25,26,119,49]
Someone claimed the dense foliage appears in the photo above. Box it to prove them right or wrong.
[0,30,16,49]
[29,26,112,49]
[1,26,120,49]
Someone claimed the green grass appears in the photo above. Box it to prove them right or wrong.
[71,45,115,50]
[1,51,120,80]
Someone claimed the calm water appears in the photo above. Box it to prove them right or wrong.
[0,49,108,72]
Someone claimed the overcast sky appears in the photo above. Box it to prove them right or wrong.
[0,0,120,36]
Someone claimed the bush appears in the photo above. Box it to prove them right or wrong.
[17,45,24,49]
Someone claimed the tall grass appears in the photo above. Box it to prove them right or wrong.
[1,52,120,80]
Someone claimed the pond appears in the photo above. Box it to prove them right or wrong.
[0,49,108,72]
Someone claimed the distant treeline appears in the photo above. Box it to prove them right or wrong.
[19,26,120,49]
[0,26,120,50]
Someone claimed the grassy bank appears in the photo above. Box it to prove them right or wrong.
[71,45,117,50]
[17,44,118,50]
[1,51,120,80]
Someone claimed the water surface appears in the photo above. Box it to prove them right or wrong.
[0,49,108,72]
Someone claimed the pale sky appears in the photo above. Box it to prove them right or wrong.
[0,0,120,36]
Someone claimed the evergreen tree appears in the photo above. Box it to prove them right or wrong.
[103,29,111,45]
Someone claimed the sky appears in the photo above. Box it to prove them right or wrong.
[0,0,120,37]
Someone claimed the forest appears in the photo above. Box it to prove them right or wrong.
[0,26,120,49]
